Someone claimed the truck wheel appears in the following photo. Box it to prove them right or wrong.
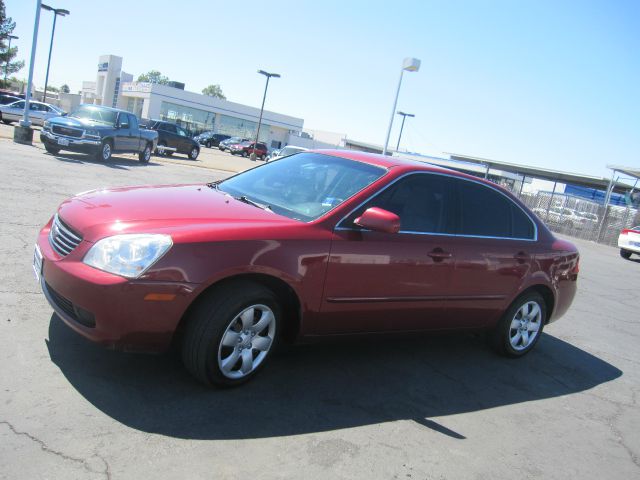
[155,141,167,156]
[96,141,112,162]
[138,143,152,163]
[44,145,60,155]
[189,147,199,160]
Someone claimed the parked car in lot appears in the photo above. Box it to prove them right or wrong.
[618,226,640,259]
[197,132,231,148]
[0,93,21,105]
[143,120,200,160]
[219,136,247,151]
[33,151,579,386]
[0,100,65,126]
[532,206,587,229]
[229,140,268,159]
[266,145,308,162]
[40,104,158,163]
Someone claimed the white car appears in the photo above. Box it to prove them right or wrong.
[0,100,65,126]
[266,145,308,162]
[531,206,586,229]
[618,226,640,259]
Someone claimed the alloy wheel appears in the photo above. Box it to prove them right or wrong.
[217,304,276,379]
[509,301,542,351]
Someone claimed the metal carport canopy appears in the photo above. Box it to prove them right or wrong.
[447,153,632,193]
[607,165,640,181]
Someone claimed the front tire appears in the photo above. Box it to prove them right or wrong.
[138,143,152,163]
[181,282,280,387]
[96,141,112,161]
[620,249,632,259]
[44,144,60,155]
[489,292,546,357]
[242,151,248,158]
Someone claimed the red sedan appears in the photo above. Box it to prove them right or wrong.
[34,151,579,386]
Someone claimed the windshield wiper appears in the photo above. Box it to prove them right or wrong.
[235,195,272,212]
[206,180,221,190]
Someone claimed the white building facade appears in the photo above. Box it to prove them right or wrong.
[79,55,304,149]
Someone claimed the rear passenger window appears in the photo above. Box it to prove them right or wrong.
[129,115,138,130]
[455,179,534,239]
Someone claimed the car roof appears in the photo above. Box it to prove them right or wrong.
[78,103,130,114]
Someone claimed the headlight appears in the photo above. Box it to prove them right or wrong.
[83,234,172,278]
[84,129,100,138]
[43,120,51,130]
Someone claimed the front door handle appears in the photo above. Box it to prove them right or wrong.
[514,251,530,263]
[428,248,452,262]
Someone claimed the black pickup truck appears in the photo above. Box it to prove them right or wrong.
[40,104,158,163]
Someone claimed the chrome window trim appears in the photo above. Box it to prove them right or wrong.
[335,171,538,242]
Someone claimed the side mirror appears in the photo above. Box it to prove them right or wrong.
[354,207,400,234]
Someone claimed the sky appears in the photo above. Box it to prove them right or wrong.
[5,0,639,178]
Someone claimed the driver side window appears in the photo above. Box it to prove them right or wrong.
[118,113,129,129]
[342,173,455,234]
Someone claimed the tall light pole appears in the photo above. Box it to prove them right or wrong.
[250,69,280,161]
[14,0,42,145]
[3,34,18,86]
[41,4,69,103]
[395,111,415,152]
[382,57,420,156]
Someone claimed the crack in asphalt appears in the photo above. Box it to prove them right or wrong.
[0,420,111,479]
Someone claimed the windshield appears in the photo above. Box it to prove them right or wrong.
[218,152,386,222]
[279,147,305,157]
[68,105,118,126]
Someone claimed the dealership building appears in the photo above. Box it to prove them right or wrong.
[80,55,304,149]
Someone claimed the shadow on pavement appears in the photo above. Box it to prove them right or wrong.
[47,151,162,170]
[46,315,621,440]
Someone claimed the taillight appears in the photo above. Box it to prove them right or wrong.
[571,258,580,275]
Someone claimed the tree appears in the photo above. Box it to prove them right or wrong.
[60,84,70,93]
[137,70,170,85]
[0,0,25,88]
[201,84,226,100]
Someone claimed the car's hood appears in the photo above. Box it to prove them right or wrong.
[56,184,299,242]
[48,115,110,128]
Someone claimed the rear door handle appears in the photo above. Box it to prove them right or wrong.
[428,248,452,262]
[514,251,530,263]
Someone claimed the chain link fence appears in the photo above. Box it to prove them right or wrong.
[514,190,639,246]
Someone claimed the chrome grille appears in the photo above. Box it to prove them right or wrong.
[52,125,83,138]
[49,214,82,257]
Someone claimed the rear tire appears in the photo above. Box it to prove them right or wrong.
[242,151,248,158]
[181,282,281,387]
[44,144,60,155]
[138,143,152,163]
[188,147,199,160]
[205,141,211,148]
[620,249,632,259]
[2,120,12,125]
[489,291,546,357]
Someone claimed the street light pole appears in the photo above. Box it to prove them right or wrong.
[395,111,415,152]
[251,69,280,161]
[41,4,70,104]
[19,0,43,130]
[382,57,420,156]
[3,35,18,86]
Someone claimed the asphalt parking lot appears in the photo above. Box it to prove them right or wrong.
[0,138,638,480]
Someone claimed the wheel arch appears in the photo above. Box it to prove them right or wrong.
[518,284,555,324]
[172,273,302,348]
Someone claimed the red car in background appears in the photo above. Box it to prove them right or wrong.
[34,151,579,386]
[229,140,268,160]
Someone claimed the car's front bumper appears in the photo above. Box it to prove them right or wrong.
[35,220,198,352]
[40,130,101,154]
